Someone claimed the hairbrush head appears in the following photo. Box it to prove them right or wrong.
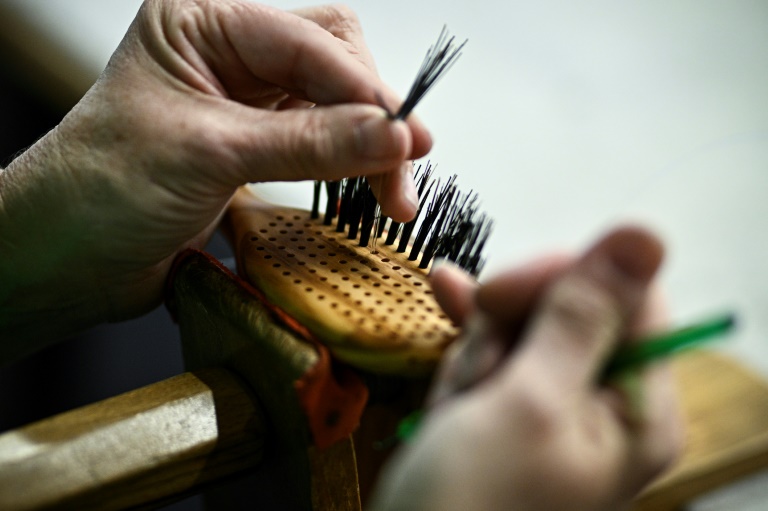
[228,164,491,376]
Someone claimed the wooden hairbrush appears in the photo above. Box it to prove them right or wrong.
[226,165,490,375]
[226,28,489,376]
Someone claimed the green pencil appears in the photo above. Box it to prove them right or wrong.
[394,312,737,441]
[600,312,736,380]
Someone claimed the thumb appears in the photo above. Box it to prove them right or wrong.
[223,103,413,185]
[501,226,664,392]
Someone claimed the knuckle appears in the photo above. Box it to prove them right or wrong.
[286,114,338,177]
[545,275,622,344]
[323,4,361,32]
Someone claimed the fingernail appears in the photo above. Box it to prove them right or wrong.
[356,112,408,160]
[401,162,419,209]
[606,228,664,282]
[429,257,461,277]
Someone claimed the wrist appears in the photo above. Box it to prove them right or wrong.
[0,129,106,363]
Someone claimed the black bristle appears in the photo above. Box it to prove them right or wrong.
[324,181,340,226]
[337,178,353,232]
[311,181,322,219]
[394,26,467,120]
[376,214,389,238]
[358,182,378,247]
[346,177,365,240]
[384,222,401,245]
[409,175,455,261]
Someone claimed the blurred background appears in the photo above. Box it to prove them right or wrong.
[1,1,766,509]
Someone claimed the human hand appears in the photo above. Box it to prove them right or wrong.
[0,1,430,359]
[370,226,683,511]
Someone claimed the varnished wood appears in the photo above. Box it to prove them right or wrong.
[309,436,362,511]
[632,350,768,510]
[0,368,265,510]
[227,186,458,376]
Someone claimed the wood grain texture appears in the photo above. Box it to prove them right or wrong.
[0,368,265,510]
[173,250,322,509]
[227,187,458,376]
[632,350,768,510]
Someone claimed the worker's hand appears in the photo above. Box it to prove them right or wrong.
[0,1,430,360]
[370,226,684,511]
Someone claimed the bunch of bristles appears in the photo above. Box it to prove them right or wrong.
[310,163,492,277]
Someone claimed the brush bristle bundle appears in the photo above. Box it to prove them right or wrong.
[310,163,492,276]
[394,26,467,120]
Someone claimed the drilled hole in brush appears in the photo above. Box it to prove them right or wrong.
[282,271,290,276]
[259,229,267,233]
[305,288,313,293]
[276,216,284,221]
[264,255,272,260]
[318,295,325,300]
[286,222,293,227]
[250,236,258,241]
[256,247,265,251]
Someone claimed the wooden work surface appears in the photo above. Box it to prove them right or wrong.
[633,350,768,510]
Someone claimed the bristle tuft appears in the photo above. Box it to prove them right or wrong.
[312,162,492,276]
[394,26,467,120]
